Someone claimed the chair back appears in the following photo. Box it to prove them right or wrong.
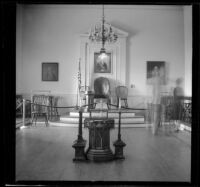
[94,77,110,98]
[116,86,128,99]
[32,95,49,113]
[52,96,58,107]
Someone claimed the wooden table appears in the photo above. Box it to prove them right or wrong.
[84,118,115,161]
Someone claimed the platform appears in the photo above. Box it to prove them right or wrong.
[58,109,146,127]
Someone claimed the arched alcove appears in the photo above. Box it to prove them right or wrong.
[80,25,128,97]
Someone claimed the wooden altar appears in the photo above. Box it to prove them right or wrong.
[72,109,126,162]
[84,118,115,161]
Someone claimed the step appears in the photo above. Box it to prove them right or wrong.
[49,121,147,128]
[60,116,144,124]
[70,111,136,118]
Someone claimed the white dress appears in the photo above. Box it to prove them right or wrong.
[152,76,161,105]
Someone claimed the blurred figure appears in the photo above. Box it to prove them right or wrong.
[45,66,56,81]
[96,56,108,72]
[173,78,184,131]
[151,66,162,135]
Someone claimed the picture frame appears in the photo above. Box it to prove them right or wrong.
[94,52,112,73]
[42,62,58,81]
[146,61,166,84]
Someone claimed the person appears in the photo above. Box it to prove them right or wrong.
[45,66,56,81]
[96,56,108,72]
[151,66,162,135]
[173,78,184,132]
[96,60,107,72]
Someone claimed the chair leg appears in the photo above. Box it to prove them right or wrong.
[35,114,38,126]
[122,99,125,108]
[55,108,58,116]
[45,115,48,126]
[31,113,35,126]
[124,99,128,108]
[117,97,119,108]
[107,99,110,109]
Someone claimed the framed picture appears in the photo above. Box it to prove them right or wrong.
[42,62,58,81]
[147,61,166,84]
[94,52,111,73]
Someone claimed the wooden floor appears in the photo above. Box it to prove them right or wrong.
[16,125,191,182]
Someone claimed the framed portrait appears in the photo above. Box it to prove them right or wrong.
[94,52,111,73]
[42,62,58,81]
[147,61,166,84]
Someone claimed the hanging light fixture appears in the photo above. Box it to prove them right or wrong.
[89,5,118,58]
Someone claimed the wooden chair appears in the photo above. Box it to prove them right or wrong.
[159,96,175,132]
[31,95,49,126]
[116,86,128,108]
[51,96,59,117]
[16,95,23,117]
[93,77,111,109]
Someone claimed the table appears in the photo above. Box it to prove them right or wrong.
[84,118,115,161]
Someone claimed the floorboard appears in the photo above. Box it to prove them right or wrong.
[16,125,191,182]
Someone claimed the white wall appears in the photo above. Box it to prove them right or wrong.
[184,6,192,97]
[16,5,190,108]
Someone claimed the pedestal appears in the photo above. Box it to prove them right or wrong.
[113,110,126,159]
[72,137,87,161]
[113,139,126,159]
[72,110,87,161]
[84,118,114,161]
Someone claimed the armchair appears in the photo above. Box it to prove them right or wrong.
[93,77,111,109]
[116,86,128,108]
[31,95,49,126]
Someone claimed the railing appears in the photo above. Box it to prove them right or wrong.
[16,96,191,129]
[180,97,192,124]
[159,96,192,125]
[16,98,82,128]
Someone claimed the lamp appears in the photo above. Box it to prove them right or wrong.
[89,5,118,58]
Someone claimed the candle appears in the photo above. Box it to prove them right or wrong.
[119,98,121,109]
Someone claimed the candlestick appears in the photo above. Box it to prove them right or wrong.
[118,97,121,109]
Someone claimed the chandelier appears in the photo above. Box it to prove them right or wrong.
[89,5,118,57]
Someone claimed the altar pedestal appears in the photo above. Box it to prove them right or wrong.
[84,118,115,161]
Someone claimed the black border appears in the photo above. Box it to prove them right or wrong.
[3,1,200,187]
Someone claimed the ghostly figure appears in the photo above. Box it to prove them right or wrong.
[151,66,162,135]
[173,78,184,131]
[45,66,56,81]
[152,66,162,104]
